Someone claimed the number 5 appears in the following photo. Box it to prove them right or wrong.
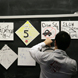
[24,30,29,38]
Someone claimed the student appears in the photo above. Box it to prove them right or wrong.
[29,31,77,78]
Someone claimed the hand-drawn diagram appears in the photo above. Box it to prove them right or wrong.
[61,21,78,39]
[41,21,59,39]
[0,44,17,69]
[18,48,36,66]
[15,21,39,46]
[0,22,14,40]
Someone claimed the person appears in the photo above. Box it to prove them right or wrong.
[29,31,77,78]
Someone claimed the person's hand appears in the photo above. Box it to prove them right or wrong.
[44,38,53,47]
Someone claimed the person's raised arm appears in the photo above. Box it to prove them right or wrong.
[44,38,53,47]
[29,38,53,63]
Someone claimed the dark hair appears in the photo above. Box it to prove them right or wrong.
[55,31,71,51]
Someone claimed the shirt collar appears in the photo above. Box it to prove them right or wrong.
[54,49,68,56]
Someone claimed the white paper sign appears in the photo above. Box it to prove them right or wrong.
[15,21,39,45]
[18,48,36,66]
[61,21,78,39]
[41,21,59,39]
[0,44,17,69]
[0,22,14,40]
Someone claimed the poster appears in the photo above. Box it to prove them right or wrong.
[61,21,78,39]
[18,48,36,66]
[15,21,39,45]
[0,22,14,40]
[41,21,59,39]
[0,44,17,69]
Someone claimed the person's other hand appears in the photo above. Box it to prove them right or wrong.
[44,38,53,47]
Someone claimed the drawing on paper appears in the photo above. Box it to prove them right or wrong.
[0,22,14,40]
[15,21,39,45]
[43,30,52,36]
[41,21,59,39]
[18,48,36,66]
[61,21,78,39]
[0,44,17,69]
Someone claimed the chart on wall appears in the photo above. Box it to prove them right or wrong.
[18,48,36,66]
[41,21,59,39]
[15,21,40,46]
[0,22,14,40]
[61,21,78,39]
[0,44,17,69]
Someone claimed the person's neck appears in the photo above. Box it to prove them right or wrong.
[54,46,58,50]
